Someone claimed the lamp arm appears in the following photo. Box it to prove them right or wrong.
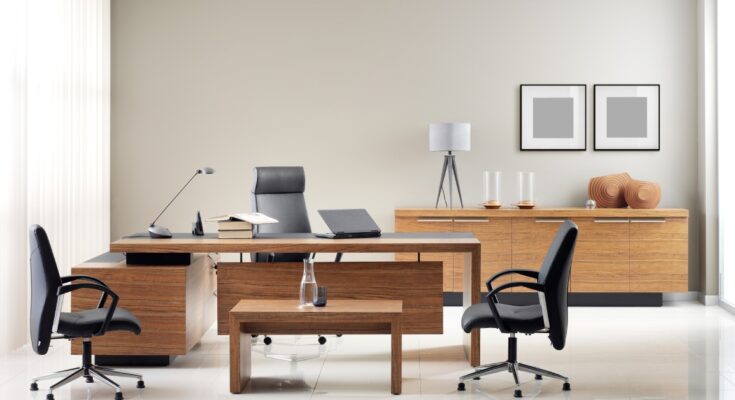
[150,170,200,227]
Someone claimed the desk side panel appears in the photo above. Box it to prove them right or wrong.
[71,255,214,356]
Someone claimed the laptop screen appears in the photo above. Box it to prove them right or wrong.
[318,209,381,234]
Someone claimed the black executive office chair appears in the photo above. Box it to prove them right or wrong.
[457,220,578,398]
[250,166,314,263]
[250,166,341,346]
[29,225,144,400]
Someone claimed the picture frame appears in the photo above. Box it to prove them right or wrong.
[594,84,660,151]
[520,84,587,151]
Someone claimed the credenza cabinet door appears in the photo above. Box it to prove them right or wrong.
[629,218,688,292]
[395,216,455,291]
[571,218,630,292]
[511,218,564,291]
[453,218,512,292]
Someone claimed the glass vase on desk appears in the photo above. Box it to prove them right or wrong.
[300,256,317,307]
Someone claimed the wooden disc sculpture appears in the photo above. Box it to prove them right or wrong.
[624,179,662,209]
[588,172,632,208]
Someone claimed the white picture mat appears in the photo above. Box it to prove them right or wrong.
[521,85,586,149]
[595,85,659,149]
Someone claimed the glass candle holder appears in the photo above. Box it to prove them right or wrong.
[517,171,535,207]
[483,171,502,208]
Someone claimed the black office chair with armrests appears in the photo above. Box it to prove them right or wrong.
[250,166,341,345]
[28,225,144,400]
[457,220,578,398]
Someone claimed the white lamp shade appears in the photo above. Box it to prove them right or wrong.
[429,122,471,152]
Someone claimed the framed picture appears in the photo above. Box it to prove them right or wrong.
[520,84,586,151]
[594,84,660,151]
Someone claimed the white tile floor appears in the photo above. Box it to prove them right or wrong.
[3,302,735,399]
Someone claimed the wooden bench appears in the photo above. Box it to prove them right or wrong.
[229,299,403,394]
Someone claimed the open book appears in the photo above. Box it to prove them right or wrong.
[205,212,278,225]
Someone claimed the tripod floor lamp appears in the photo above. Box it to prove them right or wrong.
[429,122,471,209]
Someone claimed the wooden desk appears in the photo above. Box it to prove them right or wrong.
[109,233,482,366]
[229,300,403,394]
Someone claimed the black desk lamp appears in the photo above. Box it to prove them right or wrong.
[148,167,215,238]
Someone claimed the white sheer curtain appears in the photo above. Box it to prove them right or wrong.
[0,0,110,353]
[720,0,735,305]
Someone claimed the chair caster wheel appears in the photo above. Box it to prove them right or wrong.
[473,376,480,380]
[137,380,145,389]
[30,382,38,391]
[86,376,94,383]
[457,382,465,391]
[114,392,124,400]
[514,389,523,398]
[336,334,343,337]
[563,382,571,391]
[263,336,272,345]
[46,394,55,400]
[318,336,327,345]
[535,374,542,380]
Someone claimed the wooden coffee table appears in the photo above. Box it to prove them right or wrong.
[229,299,403,394]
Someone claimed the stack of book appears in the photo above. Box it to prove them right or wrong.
[206,212,278,239]
[217,220,253,239]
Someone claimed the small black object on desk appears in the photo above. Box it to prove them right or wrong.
[314,286,328,307]
[192,211,204,236]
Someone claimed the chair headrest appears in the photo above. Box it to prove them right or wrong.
[252,166,306,194]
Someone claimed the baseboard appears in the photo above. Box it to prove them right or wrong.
[720,299,735,314]
[662,292,698,302]
[698,293,719,305]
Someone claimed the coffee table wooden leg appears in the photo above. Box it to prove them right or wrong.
[391,318,402,395]
[229,319,251,393]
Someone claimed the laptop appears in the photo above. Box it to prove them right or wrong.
[315,209,382,239]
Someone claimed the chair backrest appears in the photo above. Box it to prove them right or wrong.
[28,225,62,355]
[537,220,578,350]
[250,166,311,262]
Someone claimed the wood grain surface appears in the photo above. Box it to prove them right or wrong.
[217,262,441,335]
[229,299,402,394]
[395,209,689,294]
[71,254,216,356]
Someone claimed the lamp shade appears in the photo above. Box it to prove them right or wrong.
[429,122,471,152]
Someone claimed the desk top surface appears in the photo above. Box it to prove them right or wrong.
[230,299,403,316]
[110,232,479,254]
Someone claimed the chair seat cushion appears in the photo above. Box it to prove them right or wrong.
[462,302,545,334]
[57,307,141,337]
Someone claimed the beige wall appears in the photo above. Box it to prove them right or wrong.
[112,0,700,289]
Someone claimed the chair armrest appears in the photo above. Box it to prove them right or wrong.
[61,275,108,286]
[485,281,544,333]
[61,275,110,308]
[57,283,119,336]
[486,269,540,301]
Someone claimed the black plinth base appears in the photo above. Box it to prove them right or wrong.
[125,252,191,265]
[443,292,663,307]
[95,355,175,367]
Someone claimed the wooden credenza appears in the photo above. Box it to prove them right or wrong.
[395,208,688,294]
